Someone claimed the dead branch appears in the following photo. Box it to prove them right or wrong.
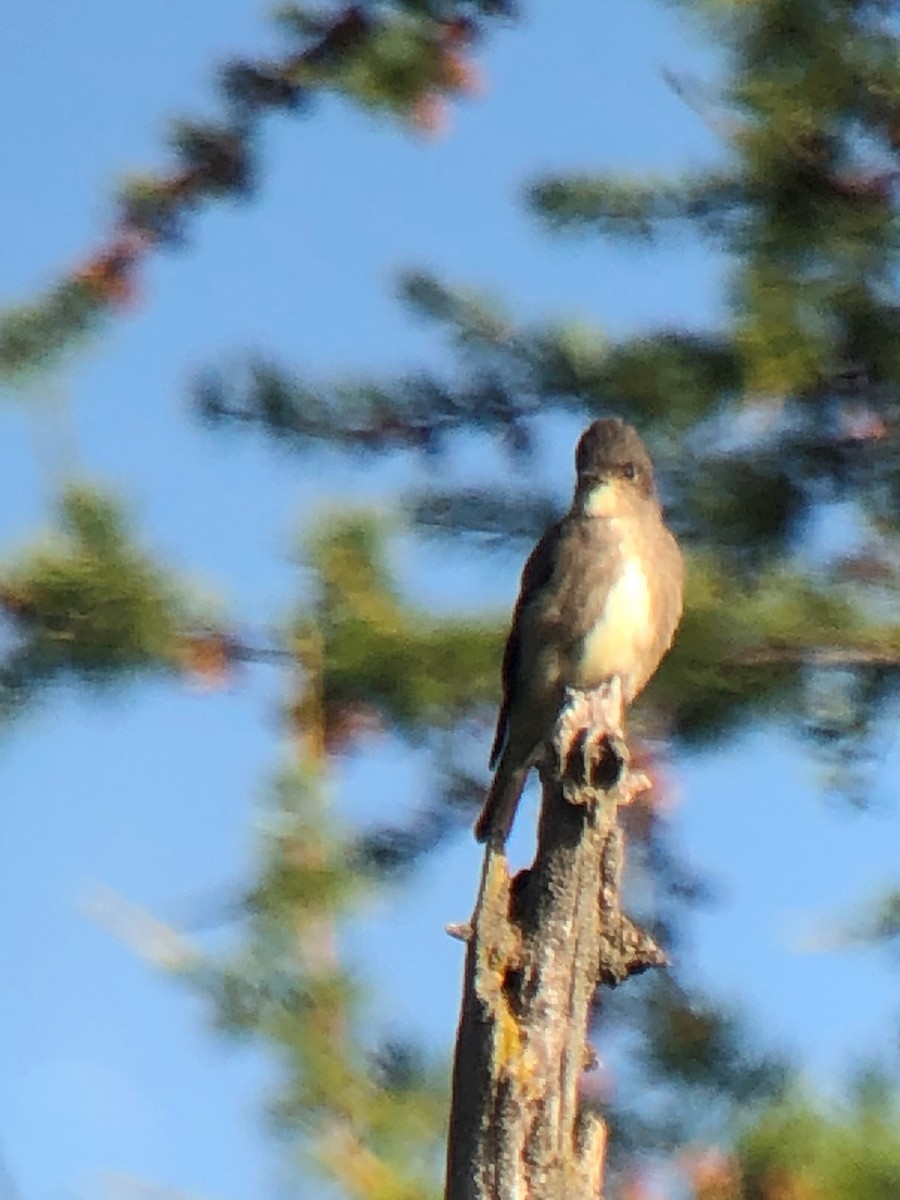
[444,680,666,1200]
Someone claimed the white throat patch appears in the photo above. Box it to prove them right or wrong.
[582,483,620,518]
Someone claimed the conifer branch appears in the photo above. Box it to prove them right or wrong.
[0,3,515,380]
[732,646,900,669]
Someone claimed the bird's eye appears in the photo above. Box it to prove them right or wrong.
[622,462,637,480]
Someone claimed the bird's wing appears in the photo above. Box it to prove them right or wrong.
[489,520,564,769]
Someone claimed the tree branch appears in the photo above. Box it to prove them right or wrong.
[445,681,666,1200]
[731,646,900,668]
[0,4,512,379]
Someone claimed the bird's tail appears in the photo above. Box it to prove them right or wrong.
[474,756,530,844]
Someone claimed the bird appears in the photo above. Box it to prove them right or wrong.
[474,417,683,844]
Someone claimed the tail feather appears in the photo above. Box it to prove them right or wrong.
[474,758,530,844]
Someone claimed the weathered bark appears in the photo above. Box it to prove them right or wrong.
[445,682,667,1200]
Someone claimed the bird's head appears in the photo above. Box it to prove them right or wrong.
[573,417,657,517]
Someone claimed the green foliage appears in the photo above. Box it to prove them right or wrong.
[528,173,743,240]
[0,1,513,382]
[681,456,805,560]
[597,333,740,429]
[409,487,560,545]
[400,269,517,346]
[600,974,788,1170]
[529,0,900,397]
[836,888,900,953]
[863,890,900,948]
[8,1,900,1197]
[305,513,500,737]
[654,554,899,742]
[0,280,104,382]
[0,486,192,717]
[174,4,900,1185]
[737,1082,900,1200]
[195,357,501,457]
[640,978,787,1103]
[197,763,448,1200]
[298,17,448,114]
[196,278,740,454]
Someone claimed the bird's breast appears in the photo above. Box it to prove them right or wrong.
[577,555,653,695]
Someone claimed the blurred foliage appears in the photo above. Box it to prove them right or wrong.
[654,552,900,744]
[295,512,500,751]
[190,764,447,1200]
[529,2,900,399]
[196,273,737,446]
[830,887,900,955]
[0,281,107,383]
[596,973,790,1175]
[7,1,900,1198]
[182,0,900,1191]
[0,487,196,719]
[731,1079,900,1200]
[0,2,515,381]
[639,979,787,1106]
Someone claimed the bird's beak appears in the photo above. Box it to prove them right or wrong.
[579,469,610,487]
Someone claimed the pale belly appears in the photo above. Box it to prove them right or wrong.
[575,557,653,694]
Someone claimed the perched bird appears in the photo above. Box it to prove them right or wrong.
[475,417,683,844]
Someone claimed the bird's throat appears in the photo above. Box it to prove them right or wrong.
[581,482,620,518]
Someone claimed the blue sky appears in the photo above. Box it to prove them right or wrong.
[0,1,898,1198]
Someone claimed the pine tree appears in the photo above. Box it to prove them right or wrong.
[4,1,900,1198]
